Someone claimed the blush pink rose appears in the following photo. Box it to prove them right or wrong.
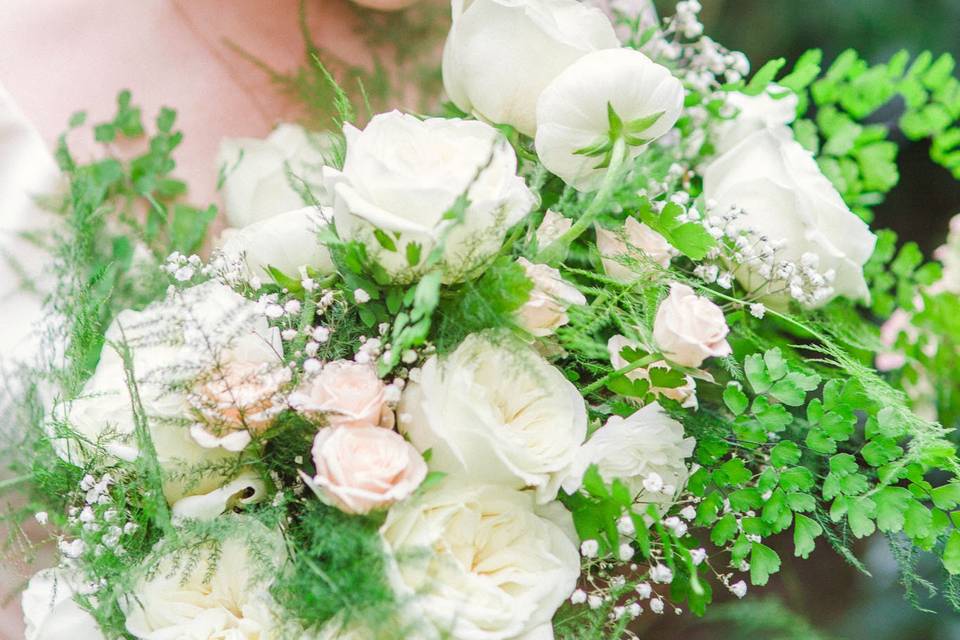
[515,257,586,337]
[306,426,427,514]
[291,361,393,428]
[596,218,673,282]
[653,283,731,368]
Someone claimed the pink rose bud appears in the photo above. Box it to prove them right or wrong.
[653,282,731,368]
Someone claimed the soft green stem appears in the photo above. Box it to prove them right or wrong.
[535,137,629,265]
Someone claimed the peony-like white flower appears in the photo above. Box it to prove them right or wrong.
[562,402,695,512]
[218,206,335,281]
[55,281,281,504]
[535,48,684,191]
[442,0,619,137]
[323,111,535,283]
[398,333,587,503]
[703,127,877,305]
[653,282,731,368]
[714,86,798,154]
[381,480,580,640]
[290,360,394,429]
[608,334,697,408]
[304,425,427,515]
[218,123,332,229]
[596,217,673,282]
[22,568,105,640]
[123,518,282,639]
[515,257,586,337]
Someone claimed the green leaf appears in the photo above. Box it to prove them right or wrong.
[860,437,903,467]
[711,513,738,545]
[373,229,397,252]
[874,486,911,533]
[669,223,716,260]
[716,458,752,486]
[751,396,792,431]
[931,483,960,510]
[723,384,749,416]
[780,466,815,492]
[744,353,772,393]
[744,58,787,96]
[170,204,217,254]
[749,542,781,586]
[405,242,422,267]
[793,514,822,559]
[770,441,801,468]
[944,530,960,575]
[648,367,686,389]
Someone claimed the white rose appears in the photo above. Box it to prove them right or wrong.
[608,334,697,408]
[562,402,695,511]
[442,0,619,136]
[703,127,877,305]
[653,282,731,368]
[515,257,586,337]
[535,48,684,191]
[123,518,282,639]
[218,206,335,281]
[398,333,587,503]
[595,217,672,281]
[714,86,798,154]
[22,569,105,640]
[218,123,332,228]
[324,111,535,284]
[55,282,280,506]
[381,480,580,640]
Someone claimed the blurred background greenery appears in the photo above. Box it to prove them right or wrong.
[642,2,960,638]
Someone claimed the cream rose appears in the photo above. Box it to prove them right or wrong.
[442,0,619,136]
[596,217,672,282]
[515,257,586,337]
[381,480,580,640]
[324,111,535,283]
[535,48,684,191]
[398,333,587,503]
[22,569,105,640]
[703,127,877,305]
[714,86,798,154]
[652,282,731,368]
[535,210,572,248]
[123,518,282,639]
[608,334,697,408]
[56,282,279,506]
[562,402,695,512]
[290,360,393,429]
[218,123,331,229]
[304,425,427,514]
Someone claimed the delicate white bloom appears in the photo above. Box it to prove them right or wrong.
[22,568,105,640]
[730,580,748,598]
[324,111,534,284]
[704,128,876,306]
[608,334,698,408]
[570,589,588,605]
[618,542,635,561]
[714,86,798,154]
[680,505,697,521]
[34,511,48,525]
[588,595,604,610]
[381,481,580,640]
[400,334,587,503]
[617,514,636,536]
[653,282,732,368]
[515,257,586,337]
[635,582,652,599]
[535,209,573,247]
[563,403,695,514]
[218,124,331,228]
[649,564,674,584]
[596,218,673,283]
[690,548,707,565]
[650,597,665,614]
[581,539,600,558]
[535,48,684,191]
[627,602,643,618]
[442,0,619,136]
[123,519,283,639]
[749,302,766,319]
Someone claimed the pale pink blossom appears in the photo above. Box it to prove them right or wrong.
[596,218,672,282]
[291,361,393,428]
[653,283,731,368]
[516,258,586,337]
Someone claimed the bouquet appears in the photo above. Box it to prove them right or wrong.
[7,1,960,638]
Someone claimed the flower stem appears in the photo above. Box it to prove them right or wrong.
[535,137,629,265]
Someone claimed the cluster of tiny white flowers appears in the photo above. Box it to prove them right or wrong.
[57,472,139,571]
[163,252,203,283]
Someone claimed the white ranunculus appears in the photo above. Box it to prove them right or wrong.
[218,205,335,282]
[218,124,332,229]
[123,518,282,639]
[381,480,580,640]
[535,48,684,191]
[324,111,535,284]
[55,281,281,506]
[22,568,105,640]
[703,127,877,305]
[714,86,798,154]
[442,0,619,137]
[595,217,673,281]
[562,402,695,512]
[398,333,587,503]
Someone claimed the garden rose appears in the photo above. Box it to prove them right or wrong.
[535,48,684,191]
[714,85,798,154]
[442,0,619,136]
[608,334,697,408]
[290,360,393,428]
[515,257,586,337]
[596,217,673,281]
[22,569,104,640]
[562,402,695,512]
[399,333,587,503]
[381,480,580,640]
[535,210,572,247]
[653,282,731,368]
[304,425,427,514]
[703,127,877,305]
[324,111,535,283]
